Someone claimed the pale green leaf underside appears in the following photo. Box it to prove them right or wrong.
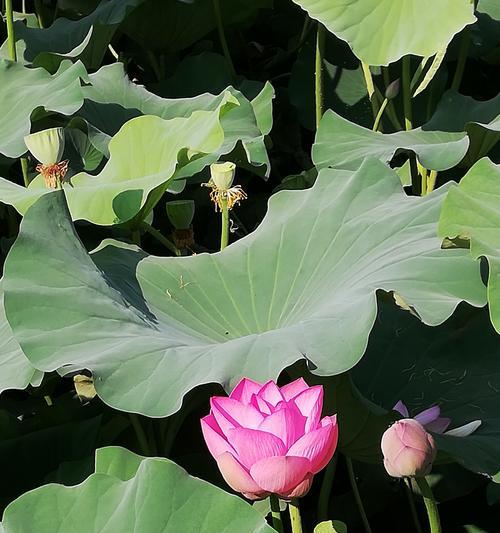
[354,302,500,477]
[290,0,475,65]
[439,158,500,332]
[3,158,485,416]
[313,110,469,172]
[0,284,39,393]
[0,59,86,158]
[1,447,273,533]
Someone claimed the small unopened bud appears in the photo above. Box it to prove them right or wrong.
[381,419,436,478]
[24,127,65,165]
[73,374,97,401]
[210,161,236,190]
[385,79,401,100]
[166,200,195,230]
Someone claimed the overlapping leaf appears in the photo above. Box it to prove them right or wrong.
[3,159,485,416]
[353,302,500,477]
[313,110,469,172]
[425,91,500,166]
[439,158,500,332]
[290,0,475,65]
[0,447,274,533]
[0,59,87,158]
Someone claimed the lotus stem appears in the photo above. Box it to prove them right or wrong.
[362,62,379,121]
[415,477,442,533]
[129,414,152,456]
[220,197,229,250]
[404,479,424,533]
[346,456,373,533]
[141,222,180,256]
[288,499,303,533]
[5,0,16,61]
[451,28,470,92]
[372,98,389,132]
[402,56,413,130]
[20,157,30,187]
[315,22,326,129]
[317,455,338,520]
[269,495,284,533]
[212,0,236,80]
[426,170,438,194]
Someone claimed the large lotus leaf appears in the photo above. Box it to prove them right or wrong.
[478,0,500,20]
[353,301,500,477]
[0,283,40,393]
[0,446,274,533]
[439,158,500,332]
[3,0,145,69]
[0,95,248,225]
[79,63,273,172]
[3,159,486,417]
[0,60,87,158]
[121,0,271,53]
[425,90,500,166]
[313,110,470,172]
[290,0,475,66]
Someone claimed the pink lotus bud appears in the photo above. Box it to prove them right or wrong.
[381,419,436,478]
[201,378,338,500]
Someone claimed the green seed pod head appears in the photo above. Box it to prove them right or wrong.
[166,199,195,230]
[24,127,65,165]
[210,161,236,190]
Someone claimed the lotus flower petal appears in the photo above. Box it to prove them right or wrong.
[393,400,409,418]
[293,386,323,432]
[425,417,452,434]
[211,397,264,436]
[216,452,267,497]
[200,415,235,458]
[257,381,284,406]
[250,456,312,495]
[258,405,307,448]
[445,420,482,437]
[414,405,441,426]
[229,427,286,469]
[281,378,309,401]
[230,378,262,405]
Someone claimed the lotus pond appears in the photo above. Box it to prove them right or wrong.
[0,1,499,532]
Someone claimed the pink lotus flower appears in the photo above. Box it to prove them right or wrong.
[381,419,436,478]
[201,377,338,500]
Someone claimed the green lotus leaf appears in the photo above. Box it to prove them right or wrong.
[0,446,274,533]
[121,0,271,53]
[0,94,257,224]
[2,0,145,69]
[478,0,500,20]
[0,283,40,393]
[290,0,475,65]
[3,158,485,416]
[353,301,500,477]
[425,90,500,166]
[0,59,87,158]
[439,158,500,332]
[313,110,470,172]
[79,63,273,172]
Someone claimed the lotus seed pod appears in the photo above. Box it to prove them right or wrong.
[166,200,195,230]
[385,79,401,100]
[210,161,236,190]
[24,127,65,165]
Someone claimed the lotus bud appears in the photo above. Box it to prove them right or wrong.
[73,374,97,401]
[381,418,436,478]
[385,78,401,100]
[166,200,195,230]
[210,161,236,191]
[201,377,338,500]
[24,127,65,165]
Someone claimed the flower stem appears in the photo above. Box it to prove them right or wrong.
[426,170,438,194]
[317,455,338,520]
[372,98,389,132]
[128,414,152,456]
[402,56,413,131]
[141,221,180,255]
[315,22,326,129]
[269,495,284,533]
[20,157,30,187]
[288,499,303,533]
[415,477,442,533]
[212,0,236,80]
[346,456,373,533]
[5,0,17,61]
[361,62,379,121]
[220,197,229,250]
[451,27,470,92]
[404,479,423,533]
